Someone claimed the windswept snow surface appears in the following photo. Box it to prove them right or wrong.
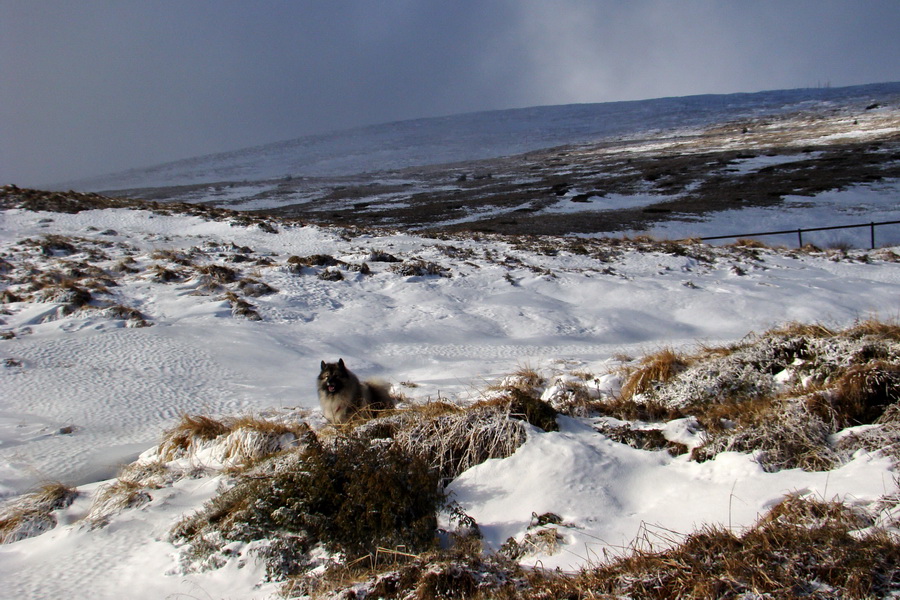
[1,204,899,598]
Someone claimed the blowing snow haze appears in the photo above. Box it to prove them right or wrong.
[2,1,900,187]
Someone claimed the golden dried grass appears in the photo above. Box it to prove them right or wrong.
[619,348,691,401]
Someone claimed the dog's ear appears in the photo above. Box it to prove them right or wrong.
[338,358,346,371]
[320,360,326,371]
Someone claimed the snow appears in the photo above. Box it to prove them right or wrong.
[448,418,894,571]
[2,83,900,597]
[58,82,900,192]
[1,200,898,598]
[639,180,900,247]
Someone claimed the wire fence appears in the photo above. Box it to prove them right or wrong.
[684,219,900,249]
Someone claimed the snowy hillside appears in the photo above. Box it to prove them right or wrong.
[1,185,900,598]
[62,82,900,243]
[2,81,899,600]
[60,82,900,195]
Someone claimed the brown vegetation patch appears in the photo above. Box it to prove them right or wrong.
[0,482,78,543]
[619,348,692,401]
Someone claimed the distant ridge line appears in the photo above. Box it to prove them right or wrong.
[57,81,900,192]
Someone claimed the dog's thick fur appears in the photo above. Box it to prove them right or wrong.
[317,358,394,424]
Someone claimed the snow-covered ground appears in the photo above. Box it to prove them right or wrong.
[58,82,900,193]
[636,179,900,247]
[1,188,899,597]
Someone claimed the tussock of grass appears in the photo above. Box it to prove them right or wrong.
[223,291,262,320]
[86,479,151,528]
[589,394,685,423]
[390,259,451,278]
[150,249,197,265]
[101,304,150,327]
[0,482,78,543]
[828,361,900,425]
[147,263,184,283]
[388,400,529,482]
[619,347,691,401]
[553,496,900,600]
[196,263,238,284]
[697,395,838,471]
[237,277,276,297]
[473,388,559,432]
[159,414,231,459]
[763,320,836,339]
[157,413,308,468]
[288,254,343,268]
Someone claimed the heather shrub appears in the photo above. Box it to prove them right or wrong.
[171,433,444,578]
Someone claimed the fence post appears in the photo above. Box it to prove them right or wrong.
[871,222,876,250]
[798,228,803,248]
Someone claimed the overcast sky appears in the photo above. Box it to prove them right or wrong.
[2,0,899,187]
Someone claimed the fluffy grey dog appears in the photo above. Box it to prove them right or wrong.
[317,358,394,424]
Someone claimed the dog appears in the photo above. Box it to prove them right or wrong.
[317,358,394,424]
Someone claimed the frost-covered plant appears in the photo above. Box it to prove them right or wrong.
[696,396,838,471]
[171,433,444,579]
[391,259,451,278]
[388,400,529,482]
[619,348,691,402]
[602,320,900,471]
[157,413,308,468]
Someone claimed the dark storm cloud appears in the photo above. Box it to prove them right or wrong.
[2,0,899,186]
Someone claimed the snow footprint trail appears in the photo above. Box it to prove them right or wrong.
[0,327,249,492]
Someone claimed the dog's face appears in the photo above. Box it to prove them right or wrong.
[318,359,348,395]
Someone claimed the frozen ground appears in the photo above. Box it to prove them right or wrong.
[104,100,900,241]
[0,193,899,598]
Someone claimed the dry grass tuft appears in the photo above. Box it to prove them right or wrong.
[845,317,900,341]
[697,396,837,471]
[729,237,770,249]
[86,479,151,528]
[157,413,308,469]
[147,263,184,283]
[282,493,900,599]
[590,395,685,422]
[160,414,231,458]
[102,304,150,326]
[0,482,78,543]
[196,263,238,284]
[223,291,262,320]
[390,259,451,278]
[389,401,529,482]
[619,348,691,401]
[811,361,900,428]
[763,320,835,339]
[473,387,559,432]
[172,433,444,582]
